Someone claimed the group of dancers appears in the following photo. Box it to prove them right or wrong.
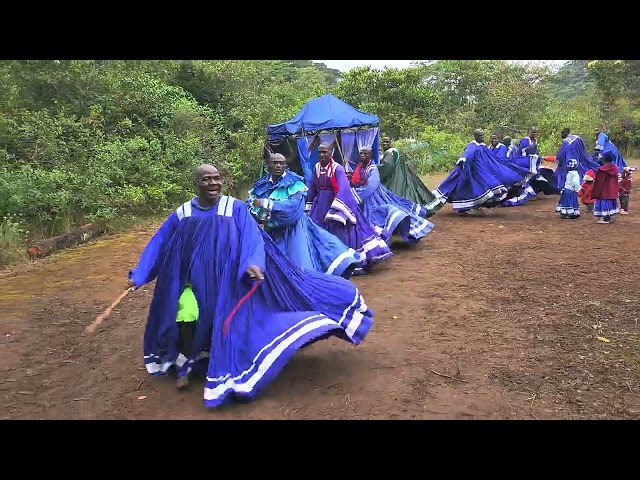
[125,123,633,409]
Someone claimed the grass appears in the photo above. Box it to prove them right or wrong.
[0,216,28,266]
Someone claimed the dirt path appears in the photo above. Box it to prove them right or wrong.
[2,185,639,419]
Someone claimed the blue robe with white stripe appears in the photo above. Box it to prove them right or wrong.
[489,142,508,158]
[497,137,541,207]
[427,140,532,211]
[555,134,600,190]
[351,163,434,245]
[129,195,374,408]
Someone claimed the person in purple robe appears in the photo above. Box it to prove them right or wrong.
[306,142,392,274]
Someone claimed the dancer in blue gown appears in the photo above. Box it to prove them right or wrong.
[247,153,362,278]
[593,126,627,171]
[426,129,534,214]
[350,147,434,245]
[496,127,543,207]
[127,164,374,408]
[554,128,600,190]
[488,133,508,158]
[307,142,392,274]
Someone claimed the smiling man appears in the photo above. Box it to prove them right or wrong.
[127,164,264,389]
[128,164,238,290]
[126,163,375,408]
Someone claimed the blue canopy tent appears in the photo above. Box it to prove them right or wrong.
[265,93,381,182]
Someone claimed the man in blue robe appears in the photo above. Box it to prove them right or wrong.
[489,133,508,158]
[555,128,599,190]
[498,127,543,207]
[247,153,363,278]
[126,164,374,407]
[350,147,434,245]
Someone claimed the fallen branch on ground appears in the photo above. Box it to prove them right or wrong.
[431,369,469,383]
[27,223,107,259]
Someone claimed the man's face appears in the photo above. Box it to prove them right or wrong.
[490,134,499,146]
[196,167,222,202]
[360,149,372,164]
[382,138,391,150]
[318,145,331,164]
[270,157,286,178]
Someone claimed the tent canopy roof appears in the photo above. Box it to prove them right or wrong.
[267,93,379,139]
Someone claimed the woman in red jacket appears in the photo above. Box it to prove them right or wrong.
[591,152,620,224]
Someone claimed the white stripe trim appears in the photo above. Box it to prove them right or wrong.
[206,313,328,384]
[326,213,347,225]
[217,196,229,216]
[329,198,357,224]
[351,188,362,204]
[176,200,192,220]
[204,317,338,400]
[358,235,390,255]
[409,218,433,237]
[325,248,358,275]
[224,196,234,217]
[384,210,405,235]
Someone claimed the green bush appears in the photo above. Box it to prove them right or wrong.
[394,126,467,174]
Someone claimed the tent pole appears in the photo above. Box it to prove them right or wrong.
[333,129,352,172]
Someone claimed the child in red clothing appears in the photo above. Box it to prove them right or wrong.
[577,169,596,213]
[619,167,632,214]
[591,152,620,224]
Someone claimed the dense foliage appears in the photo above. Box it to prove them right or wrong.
[1,59,638,264]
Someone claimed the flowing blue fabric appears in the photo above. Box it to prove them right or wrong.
[513,137,543,175]
[595,132,627,171]
[131,195,374,408]
[296,137,313,183]
[351,163,434,245]
[555,134,600,190]
[529,166,560,195]
[247,170,363,278]
[426,141,532,212]
[496,137,542,207]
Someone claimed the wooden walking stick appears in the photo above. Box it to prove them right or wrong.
[85,286,135,333]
